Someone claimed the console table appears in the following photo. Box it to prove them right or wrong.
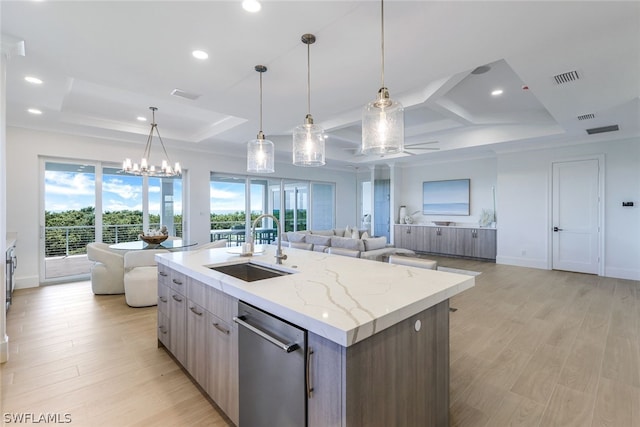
[395,224,496,260]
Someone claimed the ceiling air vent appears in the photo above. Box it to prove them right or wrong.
[553,70,580,85]
[586,125,619,135]
[171,88,201,100]
[577,113,595,121]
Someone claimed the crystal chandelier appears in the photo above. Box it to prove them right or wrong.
[292,33,325,167]
[247,65,275,173]
[361,0,404,156]
[122,107,181,177]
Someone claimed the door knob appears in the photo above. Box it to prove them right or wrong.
[553,226,563,232]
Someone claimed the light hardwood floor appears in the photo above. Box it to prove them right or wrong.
[2,257,639,426]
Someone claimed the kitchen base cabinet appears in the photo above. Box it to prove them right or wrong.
[206,312,239,426]
[307,300,450,427]
[158,268,239,426]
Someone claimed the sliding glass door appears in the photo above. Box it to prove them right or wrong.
[42,159,184,283]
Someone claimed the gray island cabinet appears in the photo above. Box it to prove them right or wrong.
[156,246,474,427]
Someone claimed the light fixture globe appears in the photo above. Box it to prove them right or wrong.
[293,33,325,167]
[293,114,325,166]
[247,131,275,173]
[362,87,404,155]
[361,0,405,157]
[246,65,275,174]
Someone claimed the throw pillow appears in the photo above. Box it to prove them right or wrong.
[330,236,365,252]
[306,234,331,247]
[351,228,359,239]
[361,231,369,239]
[344,225,351,237]
[286,231,307,243]
[363,236,387,251]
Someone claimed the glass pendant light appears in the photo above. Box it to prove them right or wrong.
[247,65,275,173]
[293,33,325,167]
[361,0,404,156]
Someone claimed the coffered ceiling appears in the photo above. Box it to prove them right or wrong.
[2,1,639,168]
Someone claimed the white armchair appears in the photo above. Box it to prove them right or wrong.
[87,242,125,295]
[123,249,168,307]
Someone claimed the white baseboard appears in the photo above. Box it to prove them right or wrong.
[604,267,640,281]
[15,275,39,289]
[496,256,548,270]
[0,334,8,363]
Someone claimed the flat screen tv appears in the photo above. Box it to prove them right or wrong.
[423,179,470,216]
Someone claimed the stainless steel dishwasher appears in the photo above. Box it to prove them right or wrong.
[234,301,307,427]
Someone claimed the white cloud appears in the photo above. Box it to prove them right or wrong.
[45,171,95,196]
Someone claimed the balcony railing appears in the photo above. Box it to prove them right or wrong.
[45,223,183,258]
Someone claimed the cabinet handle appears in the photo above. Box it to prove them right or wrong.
[306,347,315,398]
[158,325,168,334]
[172,278,183,285]
[159,296,167,303]
[406,227,411,234]
[190,306,203,316]
[172,294,183,302]
[212,322,230,335]
[159,271,168,277]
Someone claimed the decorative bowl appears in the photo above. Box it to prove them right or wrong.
[139,234,168,245]
[433,221,453,226]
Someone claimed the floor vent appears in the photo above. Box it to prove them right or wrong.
[553,70,580,85]
[586,124,619,135]
[577,113,595,121]
[170,88,200,100]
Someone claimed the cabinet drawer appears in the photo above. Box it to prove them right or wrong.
[158,311,170,348]
[158,282,170,315]
[157,263,170,285]
[169,269,187,292]
[207,287,238,322]
[187,277,208,302]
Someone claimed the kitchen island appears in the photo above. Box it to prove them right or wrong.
[156,245,474,427]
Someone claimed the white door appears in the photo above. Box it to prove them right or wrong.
[552,159,600,274]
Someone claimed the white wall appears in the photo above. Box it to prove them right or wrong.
[398,138,639,280]
[6,127,356,288]
[399,156,498,226]
[497,138,640,280]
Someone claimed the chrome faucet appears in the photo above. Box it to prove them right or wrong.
[250,214,287,264]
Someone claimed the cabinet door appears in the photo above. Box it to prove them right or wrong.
[474,229,497,259]
[169,290,187,366]
[208,286,238,323]
[206,312,239,426]
[394,225,409,249]
[157,282,171,348]
[186,300,207,385]
[307,333,345,427]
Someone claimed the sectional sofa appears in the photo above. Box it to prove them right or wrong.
[280,227,415,261]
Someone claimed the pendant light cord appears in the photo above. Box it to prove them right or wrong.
[381,0,385,89]
[307,41,311,116]
[259,71,263,133]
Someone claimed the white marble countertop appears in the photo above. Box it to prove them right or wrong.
[156,245,474,347]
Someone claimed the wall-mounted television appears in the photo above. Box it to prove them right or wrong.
[423,179,470,216]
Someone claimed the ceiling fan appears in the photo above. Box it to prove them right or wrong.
[401,141,440,155]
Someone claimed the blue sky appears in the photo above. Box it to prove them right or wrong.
[45,170,262,214]
[45,171,183,214]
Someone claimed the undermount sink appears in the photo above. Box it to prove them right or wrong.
[209,262,291,282]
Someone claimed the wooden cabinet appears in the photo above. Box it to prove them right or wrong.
[158,268,239,426]
[168,288,187,366]
[394,225,496,260]
[186,300,207,385]
[206,312,239,425]
[157,281,171,348]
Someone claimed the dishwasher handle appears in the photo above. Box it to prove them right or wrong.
[234,315,300,353]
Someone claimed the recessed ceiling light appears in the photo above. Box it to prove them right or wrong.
[25,76,43,84]
[491,89,504,96]
[137,116,147,121]
[242,0,261,13]
[28,108,42,115]
[192,50,208,60]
